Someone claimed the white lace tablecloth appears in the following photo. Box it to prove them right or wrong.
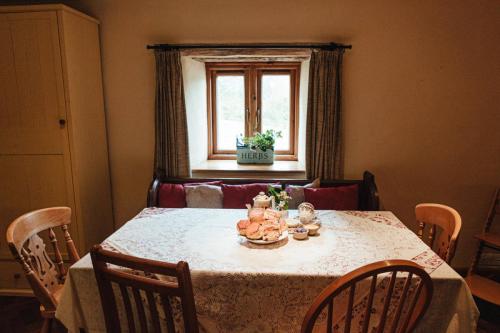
[56,208,478,333]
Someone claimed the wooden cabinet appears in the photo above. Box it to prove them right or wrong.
[0,4,114,295]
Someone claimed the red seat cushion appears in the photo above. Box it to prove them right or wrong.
[304,185,359,210]
[222,183,278,209]
[158,183,186,208]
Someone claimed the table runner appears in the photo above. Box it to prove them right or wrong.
[56,208,478,332]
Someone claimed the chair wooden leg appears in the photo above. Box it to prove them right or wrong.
[41,318,53,333]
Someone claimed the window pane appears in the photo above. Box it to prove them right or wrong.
[261,74,291,151]
[216,75,245,151]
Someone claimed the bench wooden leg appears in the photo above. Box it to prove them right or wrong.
[41,318,53,333]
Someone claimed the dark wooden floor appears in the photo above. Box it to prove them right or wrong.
[0,297,65,333]
[0,295,499,332]
[0,297,42,333]
[476,298,500,333]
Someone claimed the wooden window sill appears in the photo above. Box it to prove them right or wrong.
[191,160,306,179]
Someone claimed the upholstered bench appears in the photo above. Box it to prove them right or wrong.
[147,171,379,211]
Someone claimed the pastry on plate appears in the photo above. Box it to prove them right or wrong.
[246,228,264,240]
[262,230,280,241]
[261,223,277,233]
[264,209,281,221]
[245,222,261,235]
[237,219,251,235]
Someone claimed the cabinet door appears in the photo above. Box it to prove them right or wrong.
[0,155,77,261]
[0,12,67,154]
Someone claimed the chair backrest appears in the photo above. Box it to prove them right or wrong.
[301,260,433,333]
[6,207,80,313]
[415,203,462,264]
[483,188,499,233]
[90,245,199,333]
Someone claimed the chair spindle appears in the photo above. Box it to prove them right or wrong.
[146,291,161,333]
[161,296,176,333]
[361,275,377,333]
[62,224,80,262]
[327,299,333,333]
[344,285,356,333]
[388,273,414,333]
[48,227,66,280]
[377,271,398,333]
[428,224,436,248]
[119,284,136,333]
[132,288,148,332]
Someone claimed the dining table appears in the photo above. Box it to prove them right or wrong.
[55,207,479,333]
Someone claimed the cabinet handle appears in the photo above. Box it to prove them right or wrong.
[59,119,66,127]
[13,273,21,279]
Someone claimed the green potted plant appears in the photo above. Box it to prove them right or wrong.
[236,130,282,164]
[268,185,292,215]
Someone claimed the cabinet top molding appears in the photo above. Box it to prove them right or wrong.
[0,4,99,24]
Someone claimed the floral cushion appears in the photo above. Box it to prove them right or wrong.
[185,184,223,208]
[158,181,222,208]
[285,178,320,209]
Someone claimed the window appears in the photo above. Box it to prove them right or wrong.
[206,62,300,160]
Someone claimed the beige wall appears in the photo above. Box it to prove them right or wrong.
[4,0,499,269]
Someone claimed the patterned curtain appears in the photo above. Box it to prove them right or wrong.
[306,49,344,180]
[154,49,190,177]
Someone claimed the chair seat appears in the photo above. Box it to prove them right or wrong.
[465,274,500,306]
[474,232,500,248]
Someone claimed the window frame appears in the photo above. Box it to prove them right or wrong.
[206,62,300,161]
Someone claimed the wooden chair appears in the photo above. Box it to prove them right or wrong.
[301,260,433,333]
[90,245,199,333]
[466,188,500,306]
[415,203,462,264]
[6,207,80,333]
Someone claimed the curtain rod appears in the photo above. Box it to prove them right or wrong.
[146,42,352,50]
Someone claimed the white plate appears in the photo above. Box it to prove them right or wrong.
[292,215,322,226]
[244,230,289,245]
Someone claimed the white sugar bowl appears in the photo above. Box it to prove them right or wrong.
[299,210,315,225]
[298,202,315,224]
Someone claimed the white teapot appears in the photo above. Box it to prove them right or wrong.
[253,192,272,209]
